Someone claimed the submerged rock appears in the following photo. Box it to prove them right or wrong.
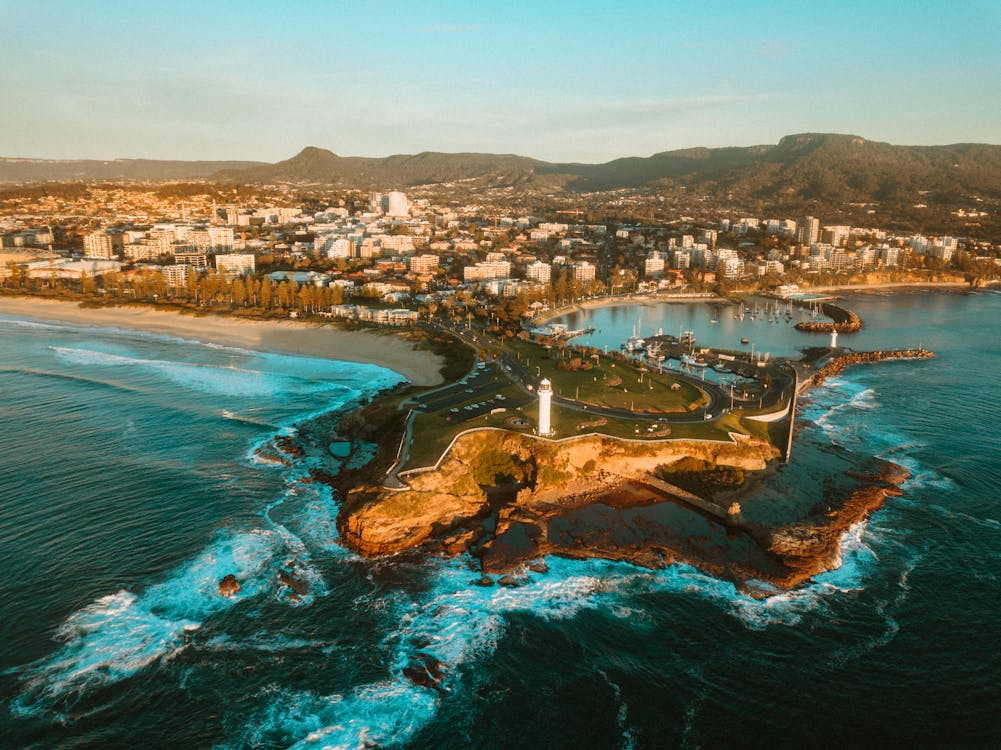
[403,653,448,693]
[278,566,310,597]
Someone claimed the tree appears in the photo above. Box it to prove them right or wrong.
[232,277,247,307]
[260,277,273,309]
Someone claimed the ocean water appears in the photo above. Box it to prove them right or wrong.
[2,290,1000,748]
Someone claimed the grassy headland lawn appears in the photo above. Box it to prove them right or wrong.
[501,337,708,413]
[400,393,780,474]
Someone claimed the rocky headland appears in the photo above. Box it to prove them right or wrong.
[331,423,914,595]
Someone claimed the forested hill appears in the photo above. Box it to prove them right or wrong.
[6,135,1001,210]
[213,135,1001,206]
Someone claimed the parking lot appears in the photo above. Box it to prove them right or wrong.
[412,361,531,422]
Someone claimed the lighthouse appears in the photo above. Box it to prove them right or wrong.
[830,329,839,349]
[538,378,553,436]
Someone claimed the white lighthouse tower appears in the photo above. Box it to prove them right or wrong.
[830,329,838,349]
[538,378,553,436]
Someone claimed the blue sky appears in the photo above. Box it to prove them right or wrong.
[3,0,999,161]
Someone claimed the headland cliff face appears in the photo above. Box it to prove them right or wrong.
[340,429,779,559]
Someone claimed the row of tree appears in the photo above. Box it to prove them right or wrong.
[2,264,351,314]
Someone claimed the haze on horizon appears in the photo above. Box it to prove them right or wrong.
[3,0,1000,164]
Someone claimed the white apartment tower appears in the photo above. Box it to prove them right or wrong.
[83,231,114,259]
[526,260,552,283]
[385,191,410,217]
[573,261,596,282]
[538,378,553,436]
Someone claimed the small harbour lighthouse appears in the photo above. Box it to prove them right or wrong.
[538,378,553,436]
[830,329,839,349]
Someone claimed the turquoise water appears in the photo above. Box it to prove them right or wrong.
[2,291,1000,748]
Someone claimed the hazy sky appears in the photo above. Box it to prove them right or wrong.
[3,0,1000,162]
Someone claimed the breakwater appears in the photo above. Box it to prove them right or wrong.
[795,302,864,334]
[810,348,934,386]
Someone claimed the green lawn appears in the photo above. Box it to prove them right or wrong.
[503,338,707,413]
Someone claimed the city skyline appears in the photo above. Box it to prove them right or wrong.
[3,0,1001,163]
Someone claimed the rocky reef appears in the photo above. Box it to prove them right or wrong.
[752,457,910,590]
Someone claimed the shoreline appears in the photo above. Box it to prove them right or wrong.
[532,280,974,327]
[799,280,971,294]
[532,292,722,326]
[0,295,445,387]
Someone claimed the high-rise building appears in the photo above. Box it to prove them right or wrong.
[83,231,114,259]
[644,251,665,278]
[823,225,850,247]
[796,216,820,245]
[408,254,439,274]
[385,191,409,217]
[215,253,255,277]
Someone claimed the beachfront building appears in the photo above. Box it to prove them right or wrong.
[26,258,122,280]
[538,378,553,436]
[644,251,665,278]
[161,264,191,287]
[215,253,256,277]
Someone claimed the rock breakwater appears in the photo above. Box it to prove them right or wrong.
[795,302,863,334]
[811,349,934,386]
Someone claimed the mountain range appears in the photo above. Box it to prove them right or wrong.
[4,134,1001,207]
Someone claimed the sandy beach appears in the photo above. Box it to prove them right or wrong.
[0,296,445,386]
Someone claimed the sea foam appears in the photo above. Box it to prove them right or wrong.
[13,529,280,713]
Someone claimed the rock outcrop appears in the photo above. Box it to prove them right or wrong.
[218,574,240,597]
[340,428,779,561]
[759,457,909,589]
